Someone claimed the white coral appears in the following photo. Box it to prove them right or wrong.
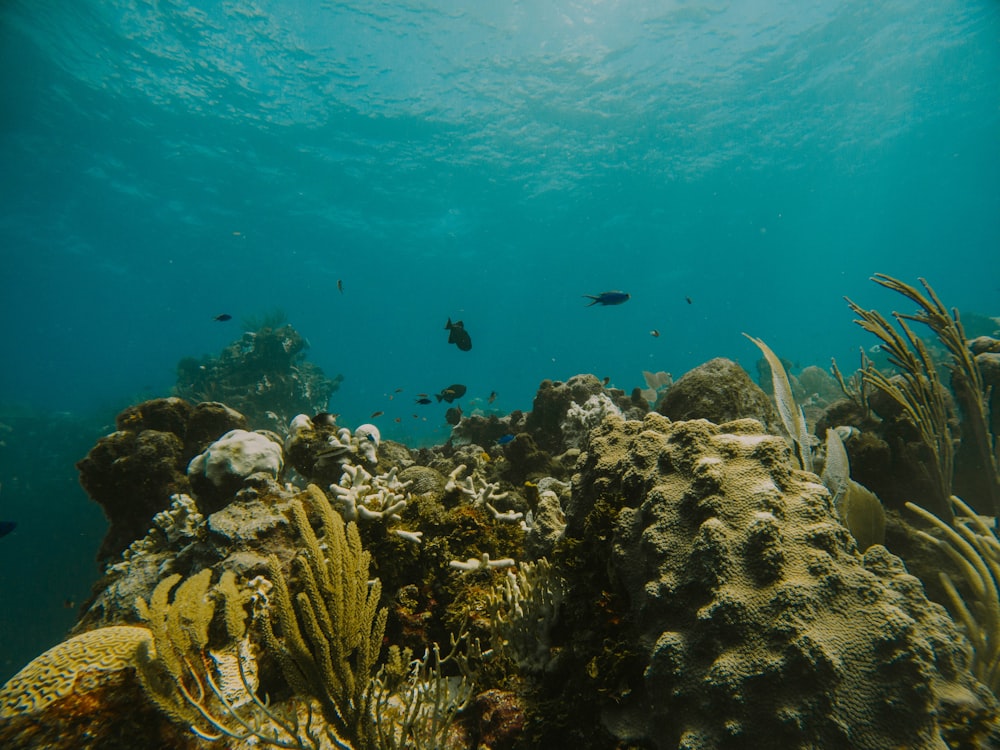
[449,553,517,572]
[560,393,624,450]
[107,493,205,574]
[330,465,412,525]
[152,493,205,544]
[354,423,380,464]
[445,464,509,508]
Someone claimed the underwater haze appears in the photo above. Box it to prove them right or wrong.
[0,1,998,680]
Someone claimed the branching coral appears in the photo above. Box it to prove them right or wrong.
[330,465,411,525]
[108,493,206,574]
[444,463,509,508]
[486,558,563,674]
[907,496,1000,693]
[369,629,479,750]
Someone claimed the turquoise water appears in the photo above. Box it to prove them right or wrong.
[0,0,997,681]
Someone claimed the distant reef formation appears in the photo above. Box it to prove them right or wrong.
[173,322,342,433]
[4,278,1000,749]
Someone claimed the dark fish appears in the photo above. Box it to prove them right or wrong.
[583,291,630,306]
[337,279,344,294]
[213,313,232,322]
[602,376,611,386]
[445,318,472,351]
[436,383,467,403]
[394,387,404,393]
[313,412,339,426]
[650,329,660,338]
[487,391,498,404]
[685,296,693,305]
[0,520,16,538]
[415,397,433,405]
[497,434,515,445]
[445,406,463,425]
[370,410,384,418]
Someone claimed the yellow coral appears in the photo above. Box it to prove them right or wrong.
[0,625,152,718]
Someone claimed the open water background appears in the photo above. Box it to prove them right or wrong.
[0,0,997,681]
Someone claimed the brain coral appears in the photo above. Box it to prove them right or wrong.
[0,626,151,719]
[568,412,998,750]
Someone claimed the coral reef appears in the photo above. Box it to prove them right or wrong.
[524,374,642,454]
[77,398,249,560]
[560,393,624,452]
[174,323,342,432]
[10,324,1000,750]
[284,414,385,488]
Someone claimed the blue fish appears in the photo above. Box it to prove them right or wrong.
[497,434,515,445]
[583,290,631,306]
[0,521,16,538]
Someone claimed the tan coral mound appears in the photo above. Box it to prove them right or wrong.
[571,413,998,749]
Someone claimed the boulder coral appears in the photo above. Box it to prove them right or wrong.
[564,412,998,749]
[77,399,249,560]
[657,358,780,432]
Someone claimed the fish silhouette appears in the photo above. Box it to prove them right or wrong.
[436,384,467,403]
[583,291,630,306]
[445,318,472,351]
